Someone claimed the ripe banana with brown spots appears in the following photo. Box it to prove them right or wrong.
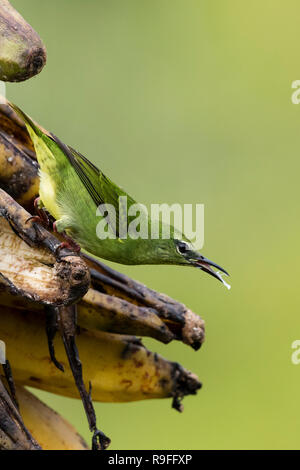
[0,307,201,408]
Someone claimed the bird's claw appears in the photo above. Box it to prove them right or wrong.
[26,197,50,228]
[55,240,81,258]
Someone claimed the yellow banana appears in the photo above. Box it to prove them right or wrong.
[16,385,88,450]
[0,307,201,407]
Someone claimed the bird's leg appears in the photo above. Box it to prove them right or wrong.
[26,197,50,228]
[53,218,81,254]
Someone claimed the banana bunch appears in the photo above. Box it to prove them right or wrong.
[1,307,200,405]
[0,102,205,450]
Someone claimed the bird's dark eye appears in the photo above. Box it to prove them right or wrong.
[177,241,188,254]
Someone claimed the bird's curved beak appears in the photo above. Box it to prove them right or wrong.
[192,254,230,289]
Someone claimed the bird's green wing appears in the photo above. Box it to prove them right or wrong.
[9,101,148,236]
[49,133,142,236]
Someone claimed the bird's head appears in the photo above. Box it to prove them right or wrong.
[139,237,230,288]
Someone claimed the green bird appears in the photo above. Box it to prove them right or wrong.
[9,101,229,287]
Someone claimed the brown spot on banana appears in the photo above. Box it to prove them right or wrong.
[0,307,201,405]
[81,288,174,343]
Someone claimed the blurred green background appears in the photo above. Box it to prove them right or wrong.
[7,0,300,449]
